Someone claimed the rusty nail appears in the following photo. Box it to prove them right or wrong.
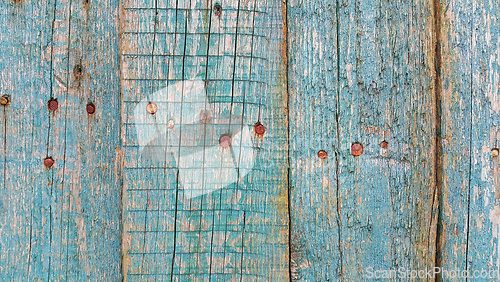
[219,134,232,148]
[0,95,10,106]
[493,148,499,158]
[167,119,175,129]
[48,98,58,111]
[351,142,363,156]
[254,122,266,136]
[73,64,83,77]
[147,102,157,115]
[200,110,211,123]
[213,3,222,16]
[380,140,388,149]
[317,150,328,159]
[44,157,54,168]
[86,102,96,115]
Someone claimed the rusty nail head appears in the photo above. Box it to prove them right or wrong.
[351,142,363,156]
[219,135,232,148]
[86,102,96,115]
[147,102,157,115]
[254,122,266,136]
[0,95,10,106]
[380,140,388,149]
[493,148,499,158]
[48,98,58,111]
[214,3,222,16]
[44,157,54,168]
[318,150,328,159]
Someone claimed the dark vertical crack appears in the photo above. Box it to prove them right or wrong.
[431,0,443,280]
[140,0,158,275]
[335,0,344,279]
[61,0,74,280]
[170,0,189,279]
[465,4,474,281]
[283,0,292,280]
[195,0,213,275]
[45,0,59,279]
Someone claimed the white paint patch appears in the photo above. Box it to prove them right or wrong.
[346,63,353,87]
[133,80,255,199]
[481,145,490,181]
[489,206,500,271]
[485,186,490,207]
[482,68,500,113]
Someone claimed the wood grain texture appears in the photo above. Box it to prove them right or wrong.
[0,0,122,280]
[288,0,439,280]
[2,0,499,280]
[438,0,500,279]
[119,0,289,280]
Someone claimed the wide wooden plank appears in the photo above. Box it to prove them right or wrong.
[0,0,122,280]
[288,0,438,279]
[119,0,289,280]
[336,0,440,279]
[438,0,500,279]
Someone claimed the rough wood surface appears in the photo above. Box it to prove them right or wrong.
[119,0,289,280]
[438,0,500,278]
[0,0,122,281]
[287,0,439,280]
[2,0,500,280]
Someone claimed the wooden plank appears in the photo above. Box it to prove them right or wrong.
[336,0,441,278]
[119,0,289,280]
[469,0,500,275]
[0,0,122,280]
[435,0,472,276]
[438,0,500,278]
[286,1,341,280]
[288,0,438,279]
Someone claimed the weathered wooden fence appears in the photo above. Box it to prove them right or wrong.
[0,0,499,281]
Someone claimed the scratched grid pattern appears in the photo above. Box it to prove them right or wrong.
[120,0,288,280]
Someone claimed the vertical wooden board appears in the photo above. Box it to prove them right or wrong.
[439,0,500,279]
[469,0,500,276]
[286,0,340,280]
[0,2,51,280]
[289,0,438,280]
[337,0,438,279]
[60,0,123,280]
[436,0,473,276]
[120,0,289,280]
[0,0,122,280]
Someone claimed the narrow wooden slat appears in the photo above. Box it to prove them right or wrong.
[436,0,472,275]
[468,0,500,275]
[288,0,438,279]
[439,0,500,278]
[120,0,289,280]
[0,0,122,280]
[0,2,52,280]
[286,1,340,280]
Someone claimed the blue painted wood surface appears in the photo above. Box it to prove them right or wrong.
[119,0,289,280]
[0,0,122,281]
[288,0,439,280]
[1,0,500,280]
[438,0,500,280]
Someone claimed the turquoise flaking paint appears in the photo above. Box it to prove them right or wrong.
[1,0,500,281]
